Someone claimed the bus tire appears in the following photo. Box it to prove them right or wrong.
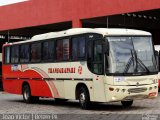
[79,87,90,109]
[22,84,39,103]
[121,100,133,107]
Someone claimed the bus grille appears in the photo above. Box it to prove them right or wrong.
[128,87,147,93]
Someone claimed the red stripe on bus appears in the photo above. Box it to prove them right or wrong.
[48,81,60,98]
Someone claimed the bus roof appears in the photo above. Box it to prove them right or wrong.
[4,28,151,45]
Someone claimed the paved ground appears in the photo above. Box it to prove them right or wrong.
[0,92,160,120]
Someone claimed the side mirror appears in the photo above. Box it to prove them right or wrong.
[102,39,109,55]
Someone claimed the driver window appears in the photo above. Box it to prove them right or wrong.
[93,41,103,74]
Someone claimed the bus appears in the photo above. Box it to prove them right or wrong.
[2,28,159,109]
[154,45,160,91]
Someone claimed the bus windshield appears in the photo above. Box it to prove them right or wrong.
[106,36,158,75]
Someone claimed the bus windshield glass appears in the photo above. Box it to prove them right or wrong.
[106,36,158,75]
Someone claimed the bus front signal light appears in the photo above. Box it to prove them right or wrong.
[115,88,120,92]
[109,87,114,91]
[149,92,157,97]
[122,89,126,92]
[149,87,152,90]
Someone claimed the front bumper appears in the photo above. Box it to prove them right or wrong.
[105,83,158,102]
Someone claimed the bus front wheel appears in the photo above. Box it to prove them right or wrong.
[79,87,90,109]
[121,100,133,107]
[22,84,39,103]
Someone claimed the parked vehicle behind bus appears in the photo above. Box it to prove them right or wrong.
[0,53,2,91]
[154,45,160,91]
[2,28,159,109]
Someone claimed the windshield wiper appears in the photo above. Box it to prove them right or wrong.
[123,50,136,73]
[136,57,150,73]
[124,50,150,73]
[133,50,150,73]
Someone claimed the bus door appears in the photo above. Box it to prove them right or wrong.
[87,39,106,102]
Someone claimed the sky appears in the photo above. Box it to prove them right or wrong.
[0,0,29,6]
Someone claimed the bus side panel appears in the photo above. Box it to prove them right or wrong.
[29,80,53,97]
[3,65,52,97]
[3,79,53,98]
[52,81,65,98]
[64,81,94,101]
[3,79,21,94]
[92,75,107,102]
[64,81,76,99]
[2,65,19,94]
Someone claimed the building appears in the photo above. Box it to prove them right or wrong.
[0,0,160,46]
[0,0,160,89]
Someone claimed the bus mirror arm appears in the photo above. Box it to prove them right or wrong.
[103,44,109,55]
[102,40,109,56]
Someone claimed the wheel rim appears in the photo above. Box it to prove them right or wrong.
[24,88,29,100]
[80,92,85,105]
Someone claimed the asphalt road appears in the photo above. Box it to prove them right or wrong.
[0,92,160,120]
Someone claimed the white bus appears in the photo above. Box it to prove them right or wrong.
[2,28,158,109]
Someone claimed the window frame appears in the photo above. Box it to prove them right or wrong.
[30,42,42,63]
[19,43,30,63]
[42,40,55,62]
[3,33,102,65]
[10,45,19,64]
[71,36,86,61]
[87,39,105,75]
[4,46,11,64]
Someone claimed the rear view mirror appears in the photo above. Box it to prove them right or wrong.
[102,39,109,56]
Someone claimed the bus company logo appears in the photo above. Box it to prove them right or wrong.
[78,66,82,75]
[11,65,19,71]
[48,67,76,73]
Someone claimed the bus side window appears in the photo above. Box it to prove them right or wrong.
[31,43,41,62]
[63,39,70,60]
[42,41,55,61]
[11,45,19,64]
[56,40,64,61]
[4,47,10,64]
[20,44,30,63]
[79,37,85,58]
[87,40,103,75]
[42,42,49,61]
[87,41,93,71]
[72,38,78,60]
[93,41,103,74]
[56,39,70,61]
[72,36,86,61]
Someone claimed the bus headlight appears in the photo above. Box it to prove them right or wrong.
[109,87,114,91]
[122,89,126,92]
[154,86,157,89]
[116,88,120,92]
